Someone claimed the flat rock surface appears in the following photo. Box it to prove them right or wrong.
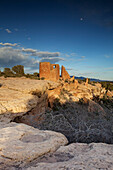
[0,77,58,93]
[0,78,59,121]
[0,122,68,169]
[24,143,113,170]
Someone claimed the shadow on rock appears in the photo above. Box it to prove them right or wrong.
[13,97,113,144]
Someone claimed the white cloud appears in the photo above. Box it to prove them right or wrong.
[40,57,65,64]
[22,48,37,53]
[0,42,18,47]
[0,45,64,72]
[0,47,38,69]
[32,51,60,58]
[70,53,77,57]
[5,29,12,33]
[76,56,86,61]
[66,68,73,70]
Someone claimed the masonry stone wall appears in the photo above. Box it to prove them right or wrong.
[61,65,70,80]
[39,62,59,81]
[39,62,70,81]
[39,62,51,80]
[85,78,89,86]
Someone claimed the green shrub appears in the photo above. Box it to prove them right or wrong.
[4,68,15,77]
[41,77,45,80]
[33,72,39,77]
[12,65,24,77]
[25,73,41,80]
[53,98,61,111]
[100,81,113,91]
[78,98,84,104]
[77,79,83,84]
[32,91,42,98]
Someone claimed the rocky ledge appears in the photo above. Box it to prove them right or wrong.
[0,122,68,169]
[0,77,113,169]
[24,143,113,170]
[0,122,113,170]
[0,77,60,122]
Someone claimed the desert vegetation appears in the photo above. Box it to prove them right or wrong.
[0,65,25,77]
[13,80,113,144]
[100,81,113,91]
[0,65,46,80]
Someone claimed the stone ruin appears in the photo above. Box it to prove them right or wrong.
[85,78,89,86]
[39,62,70,81]
[61,65,70,80]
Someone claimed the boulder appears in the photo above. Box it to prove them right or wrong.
[24,143,113,170]
[0,123,68,169]
[107,90,113,97]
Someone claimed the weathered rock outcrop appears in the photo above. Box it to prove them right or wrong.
[24,143,113,170]
[0,77,107,123]
[0,77,60,122]
[1,77,112,144]
[0,123,113,169]
[0,77,113,169]
[0,122,68,169]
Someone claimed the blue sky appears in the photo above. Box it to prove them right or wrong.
[0,0,113,80]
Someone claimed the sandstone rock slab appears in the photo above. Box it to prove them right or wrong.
[0,78,60,122]
[0,123,68,169]
[24,143,113,170]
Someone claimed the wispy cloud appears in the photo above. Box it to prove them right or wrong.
[0,44,64,72]
[22,48,60,58]
[77,56,86,61]
[104,67,113,70]
[70,53,77,57]
[0,42,18,47]
[66,68,73,70]
[40,57,65,64]
[76,71,99,77]
[32,51,60,58]
[22,48,37,53]
[65,52,86,63]
[65,54,70,57]
[5,29,12,33]
[0,46,39,69]
[105,55,110,58]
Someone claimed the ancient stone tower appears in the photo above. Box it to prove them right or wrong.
[39,62,70,81]
[39,62,60,81]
